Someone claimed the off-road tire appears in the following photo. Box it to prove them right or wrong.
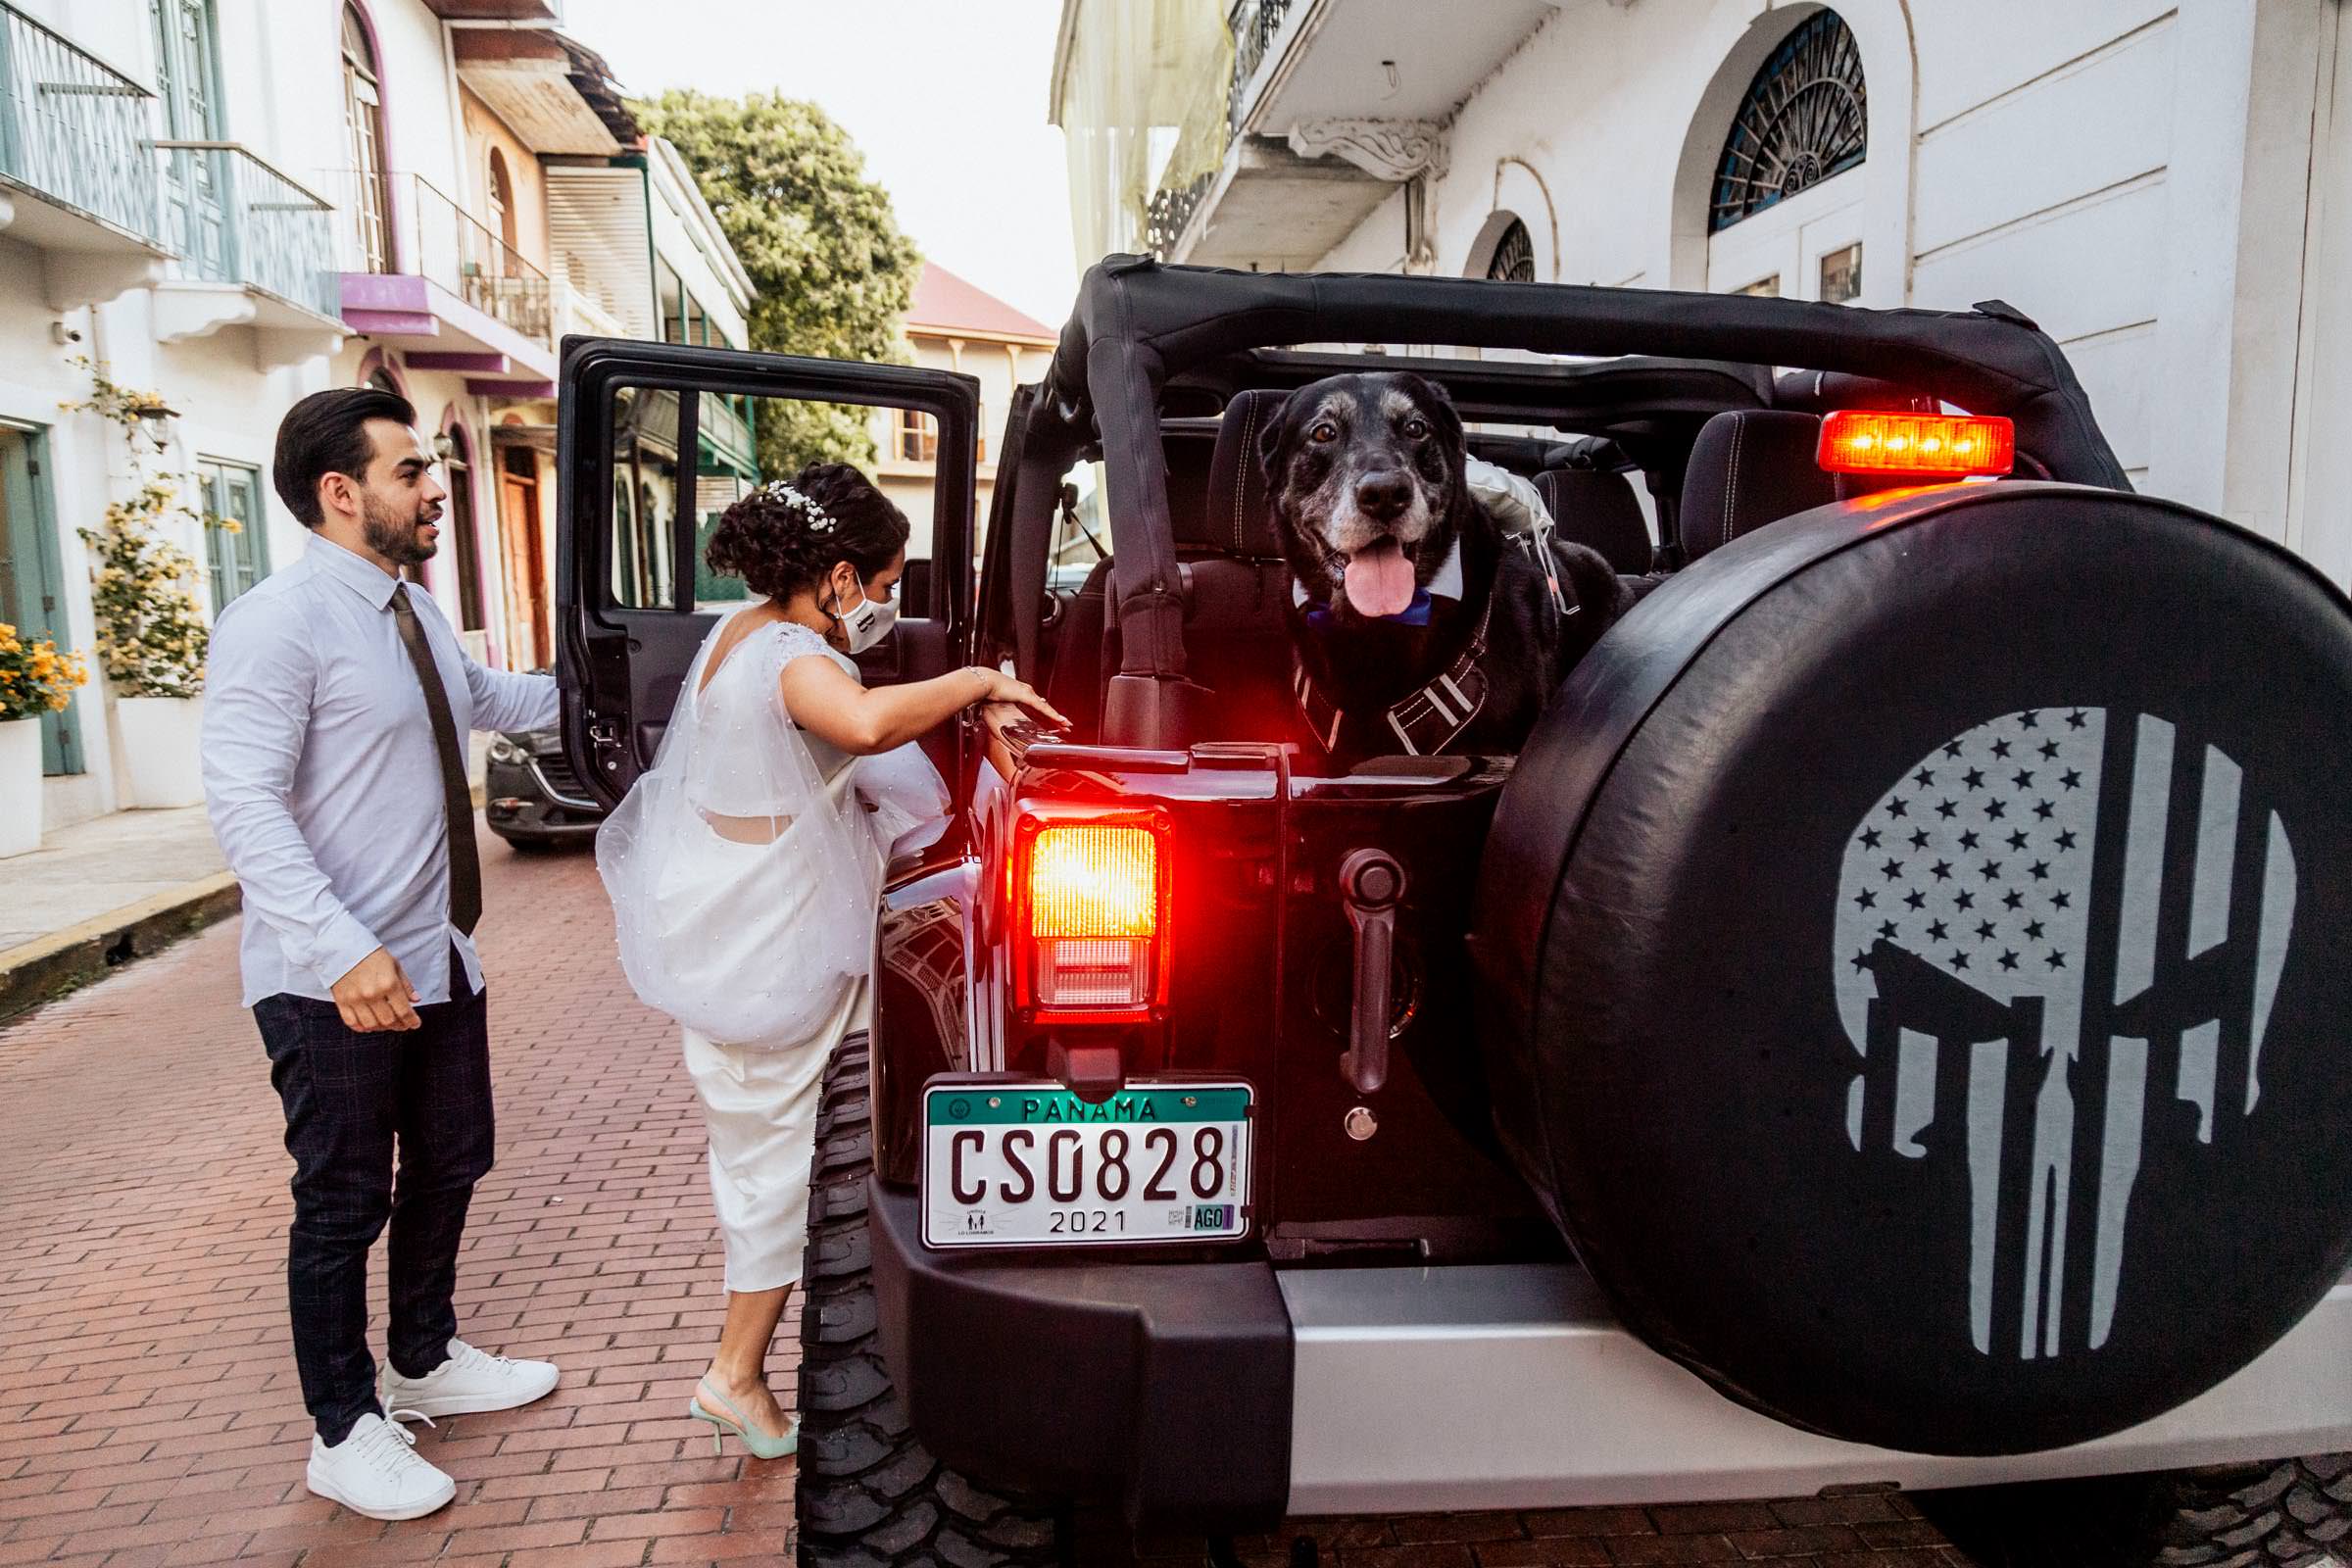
[1918,1453,2352,1566]
[794,1035,1063,1567]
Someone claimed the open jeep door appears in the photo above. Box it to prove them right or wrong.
[555,338,982,810]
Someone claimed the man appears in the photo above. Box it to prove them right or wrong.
[203,388,561,1521]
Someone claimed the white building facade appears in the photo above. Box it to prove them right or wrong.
[1058,0,2352,588]
[0,0,748,844]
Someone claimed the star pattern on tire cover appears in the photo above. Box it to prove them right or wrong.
[1832,708,2297,1361]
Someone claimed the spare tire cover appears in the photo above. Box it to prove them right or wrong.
[1474,483,2352,1455]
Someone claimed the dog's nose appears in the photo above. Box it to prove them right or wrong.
[1353,470,1414,521]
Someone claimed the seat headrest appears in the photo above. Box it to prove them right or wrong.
[1532,469,1654,574]
[1198,388,1288,558]
[1679,411,1838,564]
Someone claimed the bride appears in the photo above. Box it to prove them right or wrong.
[596,463,1064,1457]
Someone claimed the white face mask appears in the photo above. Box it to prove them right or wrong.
[828,576,898,655]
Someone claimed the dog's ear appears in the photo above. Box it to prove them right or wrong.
[1254,395,1292,490]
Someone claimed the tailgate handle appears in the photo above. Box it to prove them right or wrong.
[1340,849,1405,1095]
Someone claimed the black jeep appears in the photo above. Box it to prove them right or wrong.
[558,259,2352,1567]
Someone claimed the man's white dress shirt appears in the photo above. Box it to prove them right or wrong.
[202,534,559,1007]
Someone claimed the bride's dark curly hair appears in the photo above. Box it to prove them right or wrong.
[705,463,910,601]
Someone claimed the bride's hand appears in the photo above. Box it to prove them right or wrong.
[974,668,1070,732]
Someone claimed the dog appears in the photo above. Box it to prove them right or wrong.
[1257,371,1631,760]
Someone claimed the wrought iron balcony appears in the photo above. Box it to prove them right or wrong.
[154,142,338,321]
[413,173,550,346]
[1226,0,1293,133]
[0,3,164,244]
[332,169,553,350]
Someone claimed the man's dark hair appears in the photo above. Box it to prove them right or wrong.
[272,387,416,528]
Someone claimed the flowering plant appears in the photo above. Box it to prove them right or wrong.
[0,622,89,723]
[59,357,176,452]
[62,359,209,699]
[78,479,209,700]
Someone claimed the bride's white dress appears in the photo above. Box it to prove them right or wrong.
[597,611,947,1291]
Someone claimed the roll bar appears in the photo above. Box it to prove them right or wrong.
[1041,257,2129,749]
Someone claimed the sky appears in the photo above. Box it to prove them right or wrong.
[562,0,1079,333]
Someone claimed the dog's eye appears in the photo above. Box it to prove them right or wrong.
[1309,421,1340,444]
[1402,416,1432,440]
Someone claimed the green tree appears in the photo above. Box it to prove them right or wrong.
[633,90,922,477]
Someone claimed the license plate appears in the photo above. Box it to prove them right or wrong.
[921,1081,1251,1249]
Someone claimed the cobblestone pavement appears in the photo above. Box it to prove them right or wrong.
[0,827,1973,1567]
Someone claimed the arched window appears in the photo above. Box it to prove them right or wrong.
[1708,9,1866,234]
[1485,218,1536,283]
[341,4,392,270]
[487,148,516,264]
[442,424,487,634]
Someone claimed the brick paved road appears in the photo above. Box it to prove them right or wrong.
[0,827,1972,1567]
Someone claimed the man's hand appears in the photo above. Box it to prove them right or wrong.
[331,947,422,1033]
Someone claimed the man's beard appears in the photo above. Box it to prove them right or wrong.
[363,492,438,565]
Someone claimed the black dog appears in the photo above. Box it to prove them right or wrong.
[1257,371,1629,759]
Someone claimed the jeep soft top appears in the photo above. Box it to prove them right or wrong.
[558,259,2352,1567]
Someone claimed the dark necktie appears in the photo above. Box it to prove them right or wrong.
[389,584,482,935]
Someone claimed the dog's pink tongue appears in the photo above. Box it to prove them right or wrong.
[1343,539,1416,617]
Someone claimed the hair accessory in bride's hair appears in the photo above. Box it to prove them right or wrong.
[757,480,839,534]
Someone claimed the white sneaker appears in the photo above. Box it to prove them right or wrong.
[378,1338,560,1418]
[306,1411,456,1521]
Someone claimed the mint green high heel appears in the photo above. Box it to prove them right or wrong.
[687,1376,799,1459]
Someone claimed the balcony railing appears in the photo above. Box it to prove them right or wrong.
[155,142,337,319]
[0,3,163,243]
[331,169,552,347]
[700,392,756,473]
[554,279,625,341]
[1226,0,1294,132]
[1146,170,1214,261]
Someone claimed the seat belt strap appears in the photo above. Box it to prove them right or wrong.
[1293,593,1495,758]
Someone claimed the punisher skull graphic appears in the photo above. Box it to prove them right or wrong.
[1832,709,2296,1360]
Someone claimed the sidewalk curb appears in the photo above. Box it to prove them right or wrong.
[0,873,244,1024]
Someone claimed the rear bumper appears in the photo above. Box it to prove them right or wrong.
[1282,1264,2352,1514]
[875,1177,2352,1524]
[868,1182,1293,1534]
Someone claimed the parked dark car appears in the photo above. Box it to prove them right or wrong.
[484,720,603,849]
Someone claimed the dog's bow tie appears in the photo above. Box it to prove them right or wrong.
[1302,587,1435,629]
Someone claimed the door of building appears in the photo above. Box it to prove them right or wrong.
[152,0,230,277]
[0,425,84,776]
[498,446,549,668]
[199,458,269,613]
[341,4,391,272]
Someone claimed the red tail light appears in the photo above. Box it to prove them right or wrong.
[1818,411,2015,477]
[1014,811,1172,1021]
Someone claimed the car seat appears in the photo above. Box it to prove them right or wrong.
[1532,468,1656,573]
[1676,410,1838,564]
[1045,390,1304,745]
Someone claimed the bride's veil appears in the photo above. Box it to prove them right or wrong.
[596,611,885,1045]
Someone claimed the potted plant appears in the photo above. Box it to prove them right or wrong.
[81,479,210,809]
[64,359,210,811]
[0,623,89,858]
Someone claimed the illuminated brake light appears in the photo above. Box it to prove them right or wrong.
[1818,411,2015,477]
[1017,816,1171,1018]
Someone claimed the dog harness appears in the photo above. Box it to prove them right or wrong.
[1292,589,1496,757]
